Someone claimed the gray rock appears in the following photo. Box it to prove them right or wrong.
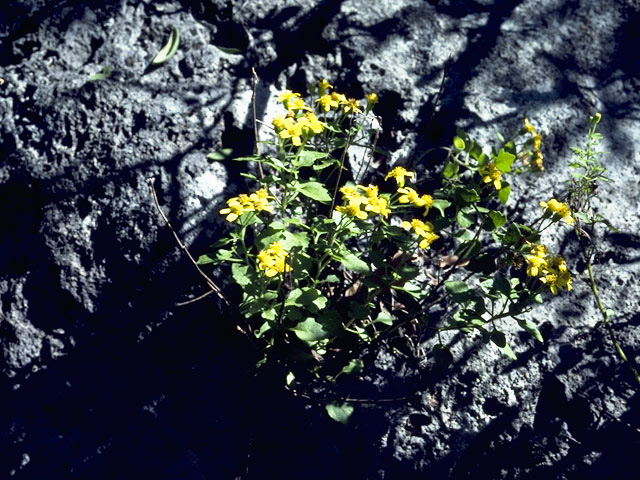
[1,0,638,478]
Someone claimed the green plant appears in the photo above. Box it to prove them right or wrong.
[196,80,592,422]
[566,114,640,384]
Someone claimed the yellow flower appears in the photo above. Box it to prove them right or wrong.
[219,189,274,222]
[249,189,274,213]
[523,245,572,294]
[336,200,368,220]
[397,187,424,206]
[272,114,287,130]
[219,202,246,223]
[317,94,339,112]
[219,194,252,222]
[366,92,378,105]
[524,118,536,135]
[318,78,333,93]
[277,116,304,146]
[339,186,363,203]
[540,198,574,225]
[401,218,439,249]
[420,194,434,216]
[525,254,547,277]
[529,243,547,258]
[364,197,391,219]
[343,98,362,114]
[356,184,379,199]
[385,166,416,188]
[299,112,324,134]
[277,90,309,111]
[532,135,542,151]
[534,151,544,171]
[331,91,347,104]
[480,162,502,190]
[257,242,292,277]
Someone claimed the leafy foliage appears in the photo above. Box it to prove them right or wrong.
[197,80,595,420]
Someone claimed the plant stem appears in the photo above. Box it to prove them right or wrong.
[587,256,640,384]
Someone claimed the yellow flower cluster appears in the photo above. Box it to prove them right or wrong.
[277,90,310,112]
[316,79,363,114]
[272,112,324,146]
[401,218,440,249]
[257,242,292,277]
[540,198,574,225]
[384,166,416,188]
[273,90,325,146]
[479,162,502,190]
[523,118,544,171]
[219,188,274,223]
[397,186,433,216]
[335,184,391,220]
[524,243,572,294]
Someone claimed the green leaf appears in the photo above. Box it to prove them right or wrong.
[373,311,394,326]
[261,308,277,321]
[397,264,420,282]
[231,263,252,286]
[322,274,341,283]
[488,210,507,229]
[490,330,507,347]
[255,321,272,339]
[454,187,480,205]
[207,148,234,161]
[495,278,512,297]
[500,342,517,360]
[325,402,354,424]
[443,161,459,179]
[445,281,468,295]
[498,185,511,204]
[216,249,236,262]
[286,287,327,313]
[348,302,370,320]
[241,291,277,316]
[295,181,332,202]
[257,228,309,251]
[232,154,263,162]
[392,282,423,299]
[286,371,296,388]
[432,344,453,369]
[517,319,543,343]
[88,65,111,81]
[340,359,364,376]
[495,149,515,173]
[296,150,329,167]
[455,239,481,259]
[453,136,466,150]
[431,199,451,216]
[339,251,370,274]
[215,45,244,55]
[456,209,475,228]
[151,27,180,65]
[196,254,214,265]
[292,317,330,343]
[312,159,338,171]
[490,331,517,360]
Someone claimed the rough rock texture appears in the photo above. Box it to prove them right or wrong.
[1,0,639,478]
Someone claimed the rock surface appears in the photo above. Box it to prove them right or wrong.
[1,0,639,478]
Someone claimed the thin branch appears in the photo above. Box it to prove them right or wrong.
[149,178,263,347]
[148,177,232,308]
[175,289,214,307]
[251,67,265,180]
[329,117,355,213]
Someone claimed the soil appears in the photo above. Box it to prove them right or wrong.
[1,0,639,478]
